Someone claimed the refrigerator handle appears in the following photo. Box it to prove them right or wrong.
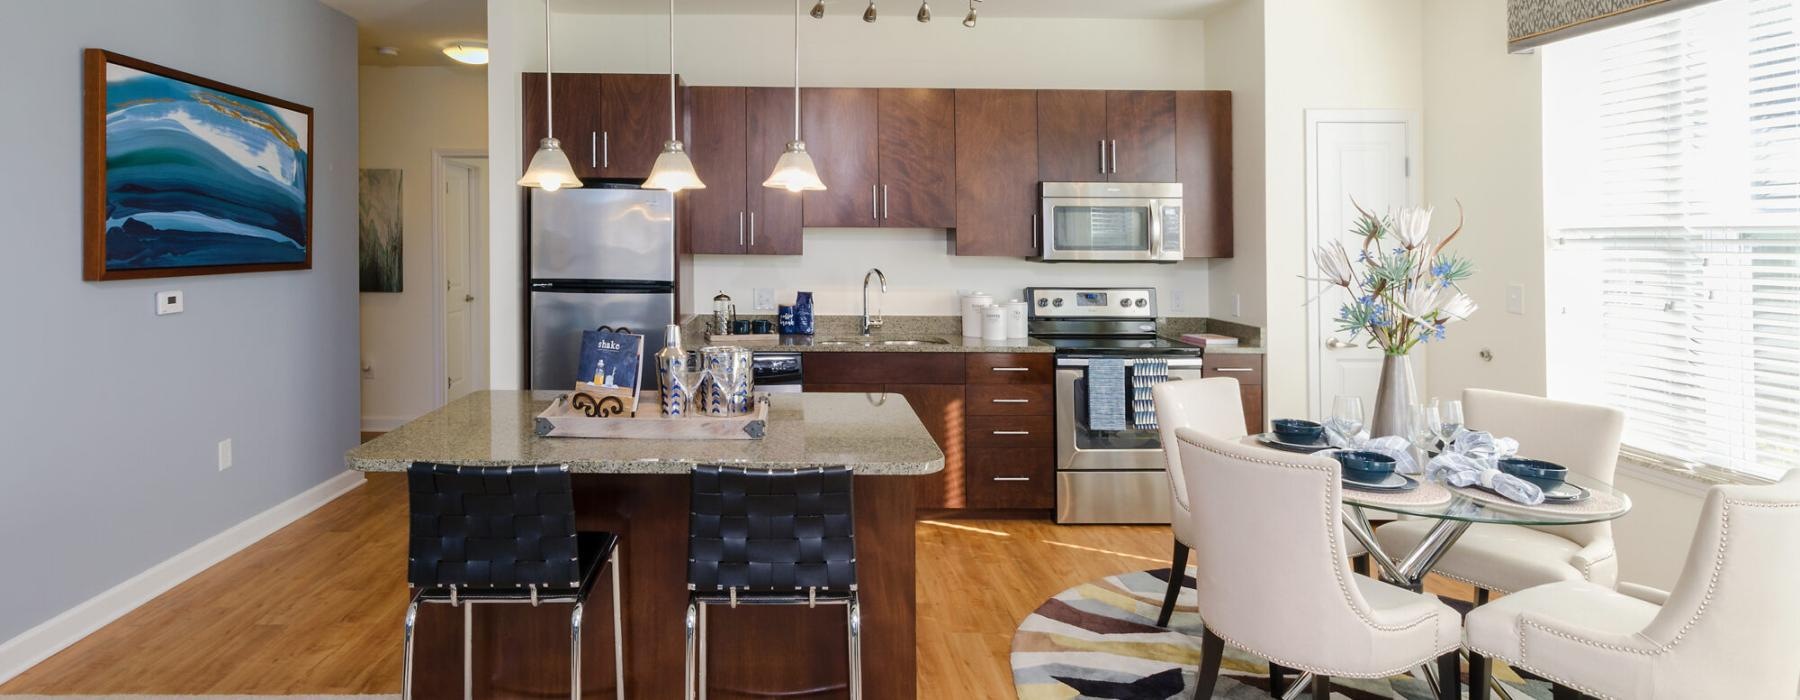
[739,211,745,247]
[749,212,756,247]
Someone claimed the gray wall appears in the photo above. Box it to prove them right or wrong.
[0,0,359,643]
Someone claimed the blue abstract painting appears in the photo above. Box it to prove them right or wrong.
[86,52,311,279]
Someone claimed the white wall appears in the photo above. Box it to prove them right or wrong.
[0,0,358,645]
[359,65,488,429]
[1259,0,1425,420]
[1203,0,1266,326]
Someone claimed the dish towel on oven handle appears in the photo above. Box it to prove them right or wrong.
[1426,429,1543,505]
[1086,359,1128,431]
[1130,359,1168,430]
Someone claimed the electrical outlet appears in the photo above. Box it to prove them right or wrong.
[753,287,776,311]
[217,438,233,471]
[155,290,184,315]
[1506,284,1524,315]
[1232,294,1242,318]
[1171,289,1187,312]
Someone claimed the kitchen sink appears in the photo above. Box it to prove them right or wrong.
[813,336,952,347]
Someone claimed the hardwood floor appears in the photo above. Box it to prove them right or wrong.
[0,476,1471,697]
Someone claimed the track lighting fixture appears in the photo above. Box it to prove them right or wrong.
[810,0,824,18]
[863,1,877,22]
[916,1,930,22]
[963,0,979,27]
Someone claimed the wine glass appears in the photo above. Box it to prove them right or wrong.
[1437,399,1465,443]
[1330,396,1365,439]
[1409,405,1440,454]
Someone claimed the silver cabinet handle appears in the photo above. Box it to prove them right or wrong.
[749,212,756,247]
[991,367,1029,372]
[739,211,746,246]
[1213,367,1254,373]
[871,184,879,220]
[882,184,889,220]
[1110,139,1118,173]
[992,430,1031,436]
[590,132,597,168]
[602,131,610,168]
[1099,140,1107,174]
[992,476,1031,482]
[1031,213,1038,244]
[991,398,1030,404]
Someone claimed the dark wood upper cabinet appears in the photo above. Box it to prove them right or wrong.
[1036,90,1109,183]
[801,88,880,228]
[954,89,1040,257]
[684,86,748,254]
[877,88,957,229]
[599,73,673,180]
[746,87,803,254]
[1177,90,1233,258]
[522,73,604,178]
[1107,90,1177,182]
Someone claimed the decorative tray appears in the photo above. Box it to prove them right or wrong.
[535,390,770,440]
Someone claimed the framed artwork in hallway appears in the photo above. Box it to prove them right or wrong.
[358,169,402,292]
[82,49,313,280]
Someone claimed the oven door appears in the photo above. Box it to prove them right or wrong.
[1054,359,1206,472]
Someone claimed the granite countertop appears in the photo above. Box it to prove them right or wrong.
[347,391,945,475]
[763,334,1054,353]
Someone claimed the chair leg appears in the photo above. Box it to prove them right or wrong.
[684,600,698,700]
[463,603,473,700]
[1191,627,1224,699]
[1310,674,1330,698]
[610,547,624,700]
[1467,653,1491,700]
[1436,651,1459,700]
[1476,587,1490,606]
[1157,540,1190,627]
[401,597,420,700]
[569,602,584,700]
[1267,663,1288,698]
[1353,554,1370,576]
[847,595,864,700]
[698,600,708,700]
[1550,684,1586,700]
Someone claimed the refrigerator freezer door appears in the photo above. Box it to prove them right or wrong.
[529,289,675,390]
[530,188,676,283]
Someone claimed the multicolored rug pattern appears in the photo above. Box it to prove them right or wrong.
[1011,568,1552,699]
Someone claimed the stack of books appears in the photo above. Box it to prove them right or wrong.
[1178,333,1240,348]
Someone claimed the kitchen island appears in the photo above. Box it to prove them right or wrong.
[348,390,943,700]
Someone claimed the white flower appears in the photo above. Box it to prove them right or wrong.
[1440,293,1478,322]
[1394,206,1434,251]
[1400,283,1448,322]
[1313,239,1354,287]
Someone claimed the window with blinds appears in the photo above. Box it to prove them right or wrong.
[1543,0,1799,479]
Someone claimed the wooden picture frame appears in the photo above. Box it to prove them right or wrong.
[83,49,314,280]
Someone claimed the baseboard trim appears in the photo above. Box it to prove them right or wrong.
[0,470,366,686]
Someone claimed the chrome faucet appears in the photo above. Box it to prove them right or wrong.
[861,268,887,336]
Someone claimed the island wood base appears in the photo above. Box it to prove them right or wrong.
[405,473,917,699]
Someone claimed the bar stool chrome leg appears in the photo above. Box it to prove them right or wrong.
[463,603,473,700]
[847,594,863,700]
[401,591,421,700]
[683,600,699,700]
[570,602,584,700]
[610,547,625,700]
[698,601,709,699]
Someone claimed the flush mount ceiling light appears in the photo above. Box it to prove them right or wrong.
[916,1,930,22]
[764,0,827,192]
[643,0,705,192]
[863,1,877,22]
[376,46,400,56]
[810,0,825,18]
[963,0,980,27]
[442,41,489,65]
[518,0,580,191]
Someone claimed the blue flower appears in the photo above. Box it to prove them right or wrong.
[1357,250,1370,263]
[1431,261,1453,278]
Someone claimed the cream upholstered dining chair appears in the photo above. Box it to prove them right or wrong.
[1375,388,1625,598]
[1150,378,1367,628]
[1464,471,1800,700]
[1176,428,1461,700]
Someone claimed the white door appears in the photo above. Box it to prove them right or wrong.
[1306,115,1417,421]
[442,157,488,402]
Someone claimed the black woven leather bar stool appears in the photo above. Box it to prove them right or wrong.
[402,463,624,700]
[685,464,860,700]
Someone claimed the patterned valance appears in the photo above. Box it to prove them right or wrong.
[1507,0,1719,51]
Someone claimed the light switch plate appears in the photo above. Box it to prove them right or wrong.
[1170,289,1187,312]
[753,287,775,311]
[217,438,233,471]
[155,290,184,315]
[1232,294,1242,318]
[1506,284,1524,315]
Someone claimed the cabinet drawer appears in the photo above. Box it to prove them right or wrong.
[1202,354,1262,385]
[966,448,1054,509]
[965,384,1054,416]
[967,415,1054,447]
[965,353,1053,384]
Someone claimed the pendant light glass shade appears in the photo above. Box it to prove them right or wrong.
[519,137,581,191]
[763,141,827,192]
[644,141,707,191]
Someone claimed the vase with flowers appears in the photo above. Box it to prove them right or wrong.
[1310,202,1477,438]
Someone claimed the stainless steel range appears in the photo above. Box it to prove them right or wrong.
[1025,286,1203,524]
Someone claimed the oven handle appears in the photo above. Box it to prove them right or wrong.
[1055,357,1205,369]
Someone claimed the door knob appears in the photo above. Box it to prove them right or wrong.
[465,294,476,303]
[1326,338,1355,350]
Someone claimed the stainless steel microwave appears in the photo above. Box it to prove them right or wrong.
[1038,182,1184,263]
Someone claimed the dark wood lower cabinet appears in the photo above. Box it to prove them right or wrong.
[967,448,1055,509]
[1203,354,1266,435]
[887,384,966,509]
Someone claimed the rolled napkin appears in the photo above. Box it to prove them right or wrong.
[1323,421,1419,476]
[1426,429,1543,505]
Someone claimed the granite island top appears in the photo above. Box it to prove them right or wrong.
[347,391,945,475]
[762,334,1055,353]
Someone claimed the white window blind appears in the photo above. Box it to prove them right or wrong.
[1544,0,1800,479]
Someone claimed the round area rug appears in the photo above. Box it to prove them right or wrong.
[1010,568,1552,700]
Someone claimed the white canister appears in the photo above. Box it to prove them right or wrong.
[1005,300,1029,338]
[961,292,993,337]
[981,304,1009,341]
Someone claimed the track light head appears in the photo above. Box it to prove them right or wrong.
[917,1,930,22]
[863,0,877,22]
[962,0,978,27]
[810,0,825,18]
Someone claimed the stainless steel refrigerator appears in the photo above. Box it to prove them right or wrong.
[528,186,676,390]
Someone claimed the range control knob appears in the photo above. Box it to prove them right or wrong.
[1037,298,1049,307]
[1120,298,1131,307]
[1135,298,1149,308]
[1052,298,1064,307]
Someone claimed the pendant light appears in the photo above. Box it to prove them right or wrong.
[518,0,580,191]
[763,0,827,192]
[642,0,705,192]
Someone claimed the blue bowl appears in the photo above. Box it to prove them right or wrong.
[1499,458,1568,491]
[1334,450,1397,483]
[1272,419,1325,444]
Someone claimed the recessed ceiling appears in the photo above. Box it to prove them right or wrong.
[557,0,1231,20]
[320,0,488,67]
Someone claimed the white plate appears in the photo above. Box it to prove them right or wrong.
[1256,432,1331,453]
[1341,472,1419,493]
